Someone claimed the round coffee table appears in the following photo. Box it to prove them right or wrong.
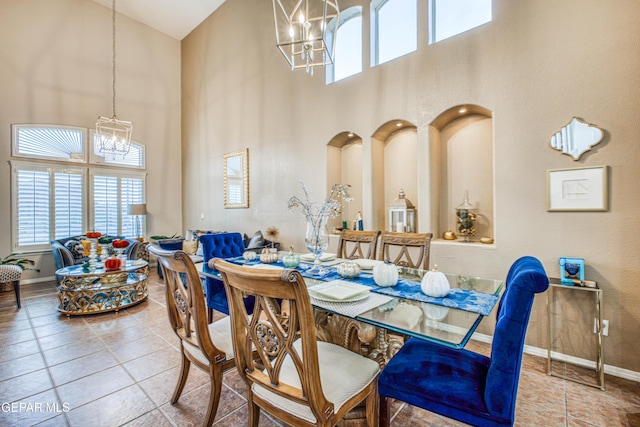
[56,260,149,316]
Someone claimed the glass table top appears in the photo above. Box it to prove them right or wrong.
[198,261,504,349]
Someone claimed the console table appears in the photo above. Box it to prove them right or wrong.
[547,277,604,390]
[56,260,149,316]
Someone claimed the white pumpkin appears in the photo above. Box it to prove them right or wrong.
[259,248,278,264]
[243,251,257,261]
[337,262,361,279]
[421,265,450,298]
[373,260,398,287]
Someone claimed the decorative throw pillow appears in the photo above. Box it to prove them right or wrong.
[246,231,264,249]
[64,240,85,260]
[182,240,198,255]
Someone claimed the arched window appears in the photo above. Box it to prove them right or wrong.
[326,7,362,84]
[371,0,417,66]
[429,0,492,44]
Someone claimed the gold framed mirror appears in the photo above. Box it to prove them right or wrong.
[223,148,249,208]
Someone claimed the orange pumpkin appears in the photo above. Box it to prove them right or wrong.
[104,257,122,270]
[86,231,102,239]
[112,239,130,249]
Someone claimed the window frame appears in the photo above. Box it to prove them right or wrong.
[12,124,88,163]
[370,0,418,67]
[428,0,493,44]
[10,124,146,253]
[11,161,88,252]
[326,6,363,84]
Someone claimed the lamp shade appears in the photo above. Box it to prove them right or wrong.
[127,203,147,215]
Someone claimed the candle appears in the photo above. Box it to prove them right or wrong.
[396,222,404,232]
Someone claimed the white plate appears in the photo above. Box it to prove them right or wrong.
[300,253,337,262]
[308,280,370,301]
[353,259,381,270]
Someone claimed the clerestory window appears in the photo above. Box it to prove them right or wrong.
[429,0,492,44]
[371,0,417,66]
[326,7,363,84]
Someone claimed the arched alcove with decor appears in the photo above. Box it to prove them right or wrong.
[430,104,494,243]
[327,131,363,231]
[371,120,418,233]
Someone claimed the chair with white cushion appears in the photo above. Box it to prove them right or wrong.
[214,259,380,427]
[149,246,235,426]
[0,265,22,309]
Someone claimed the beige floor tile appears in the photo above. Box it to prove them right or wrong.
[0,338,41,363]
[138,364,211,406]
[0,368,53,403]
[48,349,120,386]
[120,409,173,427]
[42,335,107,366]
[0,351,46,382]
[65,384,155,427]
[122,347,182,382]
[56,365,135,408]
[108,332,171,363]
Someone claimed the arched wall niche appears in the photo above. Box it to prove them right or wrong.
[371,120,418,233]
[327,131,363,231]
[430,104,494,243]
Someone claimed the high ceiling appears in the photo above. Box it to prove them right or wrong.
[91,0,226,40]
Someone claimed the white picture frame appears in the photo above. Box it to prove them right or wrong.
[547,165,608,211]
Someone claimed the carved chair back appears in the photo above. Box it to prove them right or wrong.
[379,231,433,270]
[214,259,379,426]
[337,229,381,260]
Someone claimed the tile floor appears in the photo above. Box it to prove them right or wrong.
[1,272,639,427]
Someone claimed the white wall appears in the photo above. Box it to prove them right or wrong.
[0,0,182,278]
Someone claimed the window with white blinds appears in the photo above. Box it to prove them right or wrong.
[92,173,144,238]
[11,125,146,252]
[13,163,86,250]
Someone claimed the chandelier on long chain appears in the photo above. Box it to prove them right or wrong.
[272,0,340,75]
[96,0,132,158]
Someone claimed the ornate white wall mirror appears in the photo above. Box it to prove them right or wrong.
[223,148,249,208]
[550,117,604,160]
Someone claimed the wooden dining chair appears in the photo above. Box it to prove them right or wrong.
[379,231,433,270]
[378,256,549,427]
[149,246,235,426]
[213,259,380,427]
[336,229,381,260]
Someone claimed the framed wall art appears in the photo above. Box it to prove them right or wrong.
[547,165,608,211]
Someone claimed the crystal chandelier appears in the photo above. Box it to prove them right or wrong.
[96,0,132,158]
[272,0,340,75]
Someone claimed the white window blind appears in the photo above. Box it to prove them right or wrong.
[13,125,86,162]
[54,172,84,239]
[93,173,145,238]
[91,131,146,168]
[16,169,50,247]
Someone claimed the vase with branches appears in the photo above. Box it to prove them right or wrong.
[288,181,352,275]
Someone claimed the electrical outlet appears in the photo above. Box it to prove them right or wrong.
[594,318,609,336]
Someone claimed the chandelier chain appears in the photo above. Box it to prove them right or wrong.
[111,0,117,118]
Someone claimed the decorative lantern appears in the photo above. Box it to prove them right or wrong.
[456,190,477,242]
[388,189,416,233]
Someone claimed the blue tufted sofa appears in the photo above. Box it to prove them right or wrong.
[200,232,255,322]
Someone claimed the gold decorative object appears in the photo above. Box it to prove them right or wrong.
[456,190,477,242]
[443,230,456,240]
[56,262,149,316]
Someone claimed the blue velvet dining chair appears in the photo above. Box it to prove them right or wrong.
[378,256,549,427]
[200,232,255,322]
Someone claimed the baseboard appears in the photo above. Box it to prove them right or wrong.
[471,332,640,383]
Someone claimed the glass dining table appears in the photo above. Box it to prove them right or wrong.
[197,257,504,361]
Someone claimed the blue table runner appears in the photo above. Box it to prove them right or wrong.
[224,257,499,317]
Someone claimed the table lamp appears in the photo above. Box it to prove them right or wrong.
[127,203,147,241]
